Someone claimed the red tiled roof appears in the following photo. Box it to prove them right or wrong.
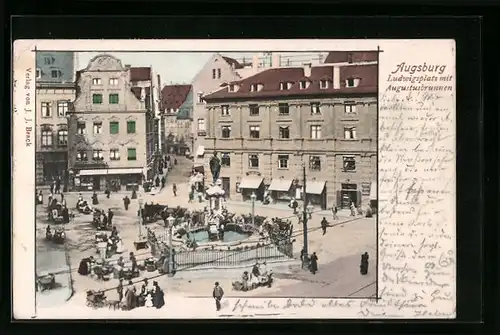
[160,85,192,110]
[204,64,377,100]
[130,67,151,81]
[324,51,378,64]
[222,56,244,69]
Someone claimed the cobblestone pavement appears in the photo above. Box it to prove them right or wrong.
[35,159,377,308]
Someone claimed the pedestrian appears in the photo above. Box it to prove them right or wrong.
[152,281,165,309]
[350,201,356,216]
[173,183,177,197]
[108,209,114,226]
[92,191,99,205]
[321,217,328,235]
[130,252,137,272]
[55,178,61,194]
[117,278,124,302]
[105,185,111,198]
[300,248,306,262]
[155,176,160,188]
[161,176,166,189]
[37,190,43,205]
[60,193,66,207]
[309,252,318,275]
[360,252,369,275]
[212,281,224,311]
[123,195,130,211]
[332,206,339,220]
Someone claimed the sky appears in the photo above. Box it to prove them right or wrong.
[76,52,327,85]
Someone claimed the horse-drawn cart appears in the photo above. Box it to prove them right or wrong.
[36,273,56,292]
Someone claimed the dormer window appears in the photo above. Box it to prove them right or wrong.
[279,82,286,90]
[228,84,239,92]
[299,81,309,90]
[320,80,329,89]
[347,53,353,64]
[250,84,263,92]
[287,82,293,89]
[346,78,360,88]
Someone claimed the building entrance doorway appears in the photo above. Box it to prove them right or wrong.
[221,177,230,199]
[340,183,358,209]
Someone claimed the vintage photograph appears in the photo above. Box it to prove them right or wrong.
[33,49,378,311]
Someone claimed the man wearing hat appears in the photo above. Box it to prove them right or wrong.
[212,282,224,311]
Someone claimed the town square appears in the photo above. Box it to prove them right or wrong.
[34,50,378,312]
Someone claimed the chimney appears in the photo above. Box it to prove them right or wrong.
[303,63,312,77]
[252,55,259,72]
[272,53,281,68]
[333,66,340,89]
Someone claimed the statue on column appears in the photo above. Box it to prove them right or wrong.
[209,151,221,184]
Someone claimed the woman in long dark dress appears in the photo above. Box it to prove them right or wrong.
[152,281,165,309]
[309,252,318,275]
[360,252,369,275]
[78,256,94,275]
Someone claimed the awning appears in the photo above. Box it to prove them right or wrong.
[306,181,326,195]
[370,180,377,200]
[196,146,205,157]
[78,168,143,176]
[268,179,293,192]
[239,177,263,189]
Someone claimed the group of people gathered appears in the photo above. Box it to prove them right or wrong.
[117,278,165,310]
[37,190,71,224]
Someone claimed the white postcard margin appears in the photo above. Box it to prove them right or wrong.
[12,39,456,319]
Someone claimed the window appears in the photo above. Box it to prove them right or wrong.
[110,149,120,160]
[343,156,356,171]
[93,122,103,134]
[110,121,119,134]
[309,156,321,171]
[347,53,353,64]
[93,150,104,161]
[127,148,137,161]
[279,82,285,90]
[44,57,53,65]
[346,78,360,87]
[311,102,321,115]
[228,84,236,92]
[221,153,231,167]
[344,126,357,139]
[320,80,329,89]
[278,155,289,169]
[249,104,260,116]
[57,130,68,145]
[345,103,357,114]
[76,150,88,162]
[278,103,289,115]
[41,102,51,117]
[279,82,292,90]
[249,125,260,139]
[279,126,290,139]
[77,122,86,134]
[51,70,58,78]
[197,93,203,103]
[217,69,221,79]
[92,94,103,104]
[310,125,322,139]
[197,118,206,132]
[221,105,230,116]
[109,94,119,104]
[109,78,118,86]
[299,81,307,89]
[212,69,216,79]
[36,68,41,79]
[57,101,69,117]
[221,126,231,138]
[248,154,259,168]
[127,121,136,134]
[41,130,52,147]
[92,78,102,85]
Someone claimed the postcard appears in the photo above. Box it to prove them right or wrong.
[12,39,456,319]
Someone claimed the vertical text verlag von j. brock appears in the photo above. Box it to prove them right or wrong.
[24,68,34,147]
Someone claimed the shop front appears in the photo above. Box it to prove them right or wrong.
[305,180,327,210]
[338,183,362,209]
[238,177,265,201]
[268,178,294,204]
[75,167,143,191]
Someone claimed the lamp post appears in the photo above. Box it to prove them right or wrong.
[138,198,144,238]
[166,215,175,277]
[250,192,257,227]
[301,163,310,270]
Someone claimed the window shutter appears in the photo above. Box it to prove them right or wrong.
[357,191,362,207]
[336,190,342,208]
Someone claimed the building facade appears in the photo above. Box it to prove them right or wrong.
[160,84,193,156]
[35,51,76,186]
[203,52,378,209]
[67,54,148,191]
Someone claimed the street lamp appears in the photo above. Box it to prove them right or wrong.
[250,192,257,227]
[306,204,314,220]
[138,198,144,238]
[166,215,175,277]
[301,163,310,270]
